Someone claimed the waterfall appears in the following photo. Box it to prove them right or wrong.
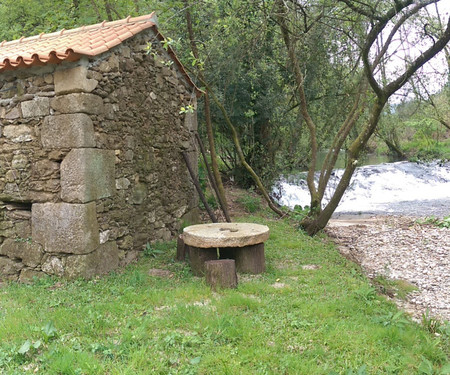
[273,161,450,217]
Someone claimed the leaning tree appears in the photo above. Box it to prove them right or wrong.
[275,0,450,235]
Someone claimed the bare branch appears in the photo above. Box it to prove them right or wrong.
[276,0,319,201]
[338,0,382,20]
[372,0,439,70]
[385,17,450,97]
[359,0,415,96]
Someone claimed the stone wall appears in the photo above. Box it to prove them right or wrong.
[0,29,199,281]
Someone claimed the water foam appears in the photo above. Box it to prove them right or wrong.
[274,161,450,215]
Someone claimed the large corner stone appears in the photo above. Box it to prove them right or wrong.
[61,148,115,203]
[64,241,119,279]
[31,202,100,254]
[51,93,104,115]
[54,65,98,95]
[41,114,96,148]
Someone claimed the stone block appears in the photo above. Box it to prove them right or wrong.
[0,238,43,267]
[3,125,32,142]
[32,202,100,254]
[64,241,119,279]
[115,177,130,190]
[54,65,98,95]
[130,183,147,204]
[11,154,28,169]
[98,54,120,73]
[61,148,115,203]
[0,256,22,277]
[41,114,96,148]
[31,160,60,178]
[19,269,44,283]
[1,106,21,119]
[21,97,50,118]
[51,93,104,115]
[41,255,64,276]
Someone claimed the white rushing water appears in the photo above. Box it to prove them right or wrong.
[274,161,450,217]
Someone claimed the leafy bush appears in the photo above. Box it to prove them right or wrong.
[417,216,450,229]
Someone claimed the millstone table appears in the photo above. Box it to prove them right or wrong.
[182,223,270,276]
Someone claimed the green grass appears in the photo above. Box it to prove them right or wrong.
[236,190,261,213]
[0,216,449,374]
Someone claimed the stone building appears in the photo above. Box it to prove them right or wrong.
[0,13,200,281]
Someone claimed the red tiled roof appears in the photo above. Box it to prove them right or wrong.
[0,13,202,95]
[0,14,157,71]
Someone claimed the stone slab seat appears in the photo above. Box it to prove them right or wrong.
[182,223,269,276]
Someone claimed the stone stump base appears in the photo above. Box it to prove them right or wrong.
[205,259,238,290]
[220,243,265,274]
[183,223,269,276]
[188,246,218,276]
[176,234,187,261]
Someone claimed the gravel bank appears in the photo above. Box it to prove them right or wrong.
[326,216,449,322]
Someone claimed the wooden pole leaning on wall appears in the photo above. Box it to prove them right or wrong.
[181,151,218,223]
[195,133,231,222]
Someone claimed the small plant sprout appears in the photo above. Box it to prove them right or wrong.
[189,51,205,70]
[161,37,175,50]
[18,339,41,355]
[179,105,195,114]
[145,42,153,55]
[143,242,164,258]
[14,236,32,243]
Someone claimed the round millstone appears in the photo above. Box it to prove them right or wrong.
[183,223,269,248]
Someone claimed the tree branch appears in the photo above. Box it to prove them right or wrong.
[359,0,415,96]
[338,0,382,20]
[276,0,319,205]
[372,0,438,70]
[385,16,450,97]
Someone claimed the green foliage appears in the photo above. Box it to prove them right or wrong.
[236,189,261,213]
[417,216,450,229]
[378,87,450,161]
[14,236,32,244]
[142,242,164,258]
[179,104,195,114]
[290,204,310,224]
[372,275,418,300]
[374,311,411,329]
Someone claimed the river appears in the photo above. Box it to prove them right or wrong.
[273,160,450,218]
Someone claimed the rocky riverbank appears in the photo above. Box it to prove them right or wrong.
[326,216,449,322]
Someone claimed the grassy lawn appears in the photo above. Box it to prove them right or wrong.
[0,215,449,374]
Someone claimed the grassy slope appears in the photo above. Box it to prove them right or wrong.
[0,214,449,374]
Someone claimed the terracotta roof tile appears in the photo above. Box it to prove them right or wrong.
[0,13,158,72]
[0,12,203,96]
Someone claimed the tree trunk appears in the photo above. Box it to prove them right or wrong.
[184,1,230,221]
[301,99,387,235]
[182,152,218,223]
[196,133,231,222]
